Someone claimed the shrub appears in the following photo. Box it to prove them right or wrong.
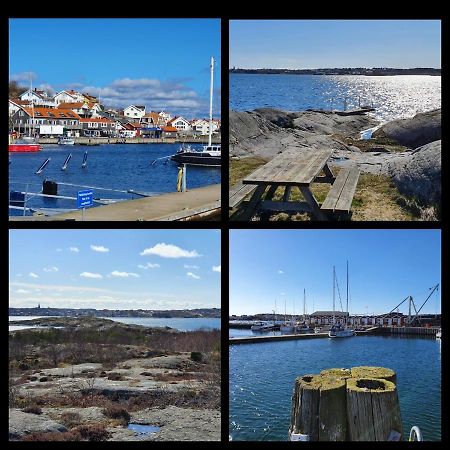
[22,405,42,415]
[21,431,82,441]
[190,352,203,362]
[72,424,110,441]
[102,405,130,425]
[59,411,82,429]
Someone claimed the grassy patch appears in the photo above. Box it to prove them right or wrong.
[229,156,268,187]
[331,132,409,153]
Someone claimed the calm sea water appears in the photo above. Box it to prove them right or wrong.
[230,335,441,441]
[9,143,220,216]
[230,74,441,123]
[9,316,220,332]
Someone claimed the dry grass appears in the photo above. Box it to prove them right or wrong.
[229,156,268,187]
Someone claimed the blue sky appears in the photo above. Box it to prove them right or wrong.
[9,18,221,118]
[230,20,441,69]
[230,230,441,316]
[9,229,221,310]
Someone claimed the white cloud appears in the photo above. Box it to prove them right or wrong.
[184,265,199,270]
[212,265,221,273]
[187,272,200,280]
[140,243,201,258]
[80,272,103,279]
[137,263,160,269]
[278,270,284,274]
[110,271,139,278]
[43,267,59,272]
[15,289,30,294]
[29,272,39,278]
[69,247,79,253]
[90,245,110,253]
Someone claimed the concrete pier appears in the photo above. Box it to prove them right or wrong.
[9,184,221,221]
[38,136,220,145]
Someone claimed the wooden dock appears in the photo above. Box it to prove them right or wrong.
[229,329,375,345]
[9,184,221,221]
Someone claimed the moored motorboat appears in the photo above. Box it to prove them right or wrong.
[58,136,75,145]
[171,144,221,166]
[251,321,276,332]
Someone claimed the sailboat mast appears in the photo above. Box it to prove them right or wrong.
[208,56,214,147]
[346,260,349,324]
[30,72,34,138]
[333,266,335,324]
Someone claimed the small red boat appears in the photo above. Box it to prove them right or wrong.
[9,143,41,152]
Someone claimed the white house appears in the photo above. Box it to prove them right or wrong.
[124,105,146,120]
[19,89,56,108]
[158,111,173,125]
[167,116,191,132]
[190,118,220,135]
[53,90,85,104]
[9,99,31,117]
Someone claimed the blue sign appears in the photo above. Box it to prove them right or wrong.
[77,190,93,208]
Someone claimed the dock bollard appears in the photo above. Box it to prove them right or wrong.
[289,366,402,441]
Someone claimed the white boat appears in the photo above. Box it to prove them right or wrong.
[436,328,441,339]
[329,262,355,338]
[314,327,321,334]
[296,323,314,334]
[58,136,75,145]
[170,56,220,167]
[280,321,296,334]
[251,321,275,332]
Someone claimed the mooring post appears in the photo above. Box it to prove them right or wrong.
[289,366,402,441]
[182,164,187,192]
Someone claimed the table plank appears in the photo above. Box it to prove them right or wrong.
[243,149,334,186]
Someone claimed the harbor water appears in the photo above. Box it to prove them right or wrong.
[9,316,220,332]
[9,143,220,216]
[230,74,441,123]
[229,334,441,441]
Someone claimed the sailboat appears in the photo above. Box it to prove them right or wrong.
[329,262,355,338]
[9,73,41,153]
[296,288,313,333]
[171,56,221,166]
[280,299,296,334]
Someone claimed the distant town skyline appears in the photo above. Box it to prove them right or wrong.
[9,229,221,310]
[230,20,441,70]
[9,18,221,118]
[230,230,441,317]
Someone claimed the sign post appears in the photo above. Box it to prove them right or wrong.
[77,189,93,221]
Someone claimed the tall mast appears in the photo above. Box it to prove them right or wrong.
[333,266,335,324]
[346,260,349,324]
[208,56,214,147]
[30,72,34,138]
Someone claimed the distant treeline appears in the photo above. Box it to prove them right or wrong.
[10,307,221,318]
[229,67,441,76]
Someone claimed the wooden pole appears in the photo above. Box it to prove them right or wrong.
[290,367,402,441]
[289,374,347,441]
[346,377,402,441]
[350,366,396,384]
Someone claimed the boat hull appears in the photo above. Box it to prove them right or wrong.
[9,144,41,153]
[171,153,221,167]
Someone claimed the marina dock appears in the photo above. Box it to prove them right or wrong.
[10,184,221,221]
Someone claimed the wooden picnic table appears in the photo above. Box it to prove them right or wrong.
[238,148,359,221]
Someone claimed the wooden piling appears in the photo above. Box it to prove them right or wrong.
[289,374,347,441]
[346,377,402,441]
[290,367,402,441]
[350,366,396,384]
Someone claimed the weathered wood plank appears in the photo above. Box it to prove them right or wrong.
[259,200,311,213]
[321,168,351,211]
[234,184,267,221]
[334,168,359,212]
[229,182,258,209]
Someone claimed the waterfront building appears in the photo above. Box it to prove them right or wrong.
[9,99,31,117]
[11,106,81,135]
[161,125,178,138]
[58,102,102,118]
[158,111,173,125]
[190,118,220,135]
[124,105,146,119]
[141,112,166,127]
[167,116,191,132]
[19,88,56,108]
[79,117,116,137]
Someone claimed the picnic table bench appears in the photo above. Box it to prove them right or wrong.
[231,149,360,221]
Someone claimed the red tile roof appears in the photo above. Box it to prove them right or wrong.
[21,107,81,119]
[161,126,178,132]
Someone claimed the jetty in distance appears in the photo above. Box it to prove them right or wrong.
[229,67,441,76]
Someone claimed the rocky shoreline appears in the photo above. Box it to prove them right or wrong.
[230,108,441,210]
[9,318,220,441]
